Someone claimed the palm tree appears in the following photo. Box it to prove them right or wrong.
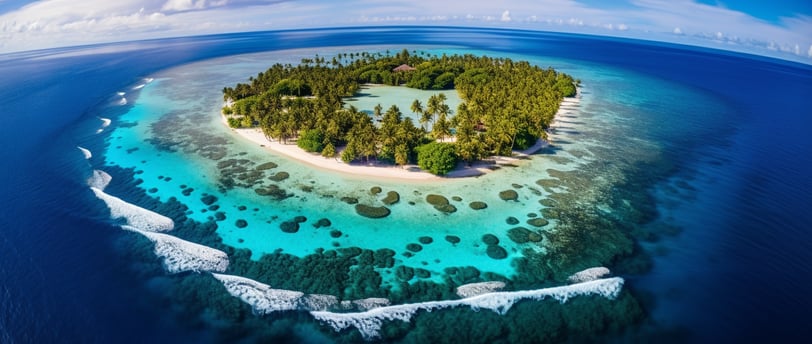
[411,99,424,130]
[373,103,383,122]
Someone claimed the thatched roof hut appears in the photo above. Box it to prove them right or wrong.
[393,64,416,72]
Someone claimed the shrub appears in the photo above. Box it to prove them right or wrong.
[416,142,457,175]
[297,129,324,152]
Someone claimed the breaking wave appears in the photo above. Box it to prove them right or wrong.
[212,271,622,340]
[87,170,112,190]
[123,226,229,273]
[90,187,174,232]
[311,277,624,340]
[77,146,91,159]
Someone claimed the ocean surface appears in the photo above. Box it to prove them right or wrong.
[1,27,811,343]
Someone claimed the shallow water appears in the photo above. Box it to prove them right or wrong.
[2,27,811,343]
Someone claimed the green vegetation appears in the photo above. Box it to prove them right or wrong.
[416,142,458,175]
[222,49,577,174]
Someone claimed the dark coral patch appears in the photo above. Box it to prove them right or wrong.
[235,219,248,228]
[415,268,431,279]
[315,218,332,228]
[382,191,400,205]
[374,249,395,268]
[482,234,499,246]
[434,204,457,214]
[506,216,519,225]
[539,199,557,207]
[255,162,278,170]
[498,190,519,201]
[200,194,218,205]
[355,204,391,218]
[396,266,415,281]
[445,235,461,244]
[418,236,433,244]
[469,201,488,210]
[486,245,508,259]
[340,196,359,205]
[426,194,449,206]
[280,221,299,233]
[406,243,423,252]
[527,218,549,227]
[254,185,290,200]
[214,212,226,221]
[268,171,290,182]
[507,227,533,244]
[370,186,382,195]
[329,229,343,238]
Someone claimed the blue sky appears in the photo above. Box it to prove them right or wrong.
[0,0,810,63]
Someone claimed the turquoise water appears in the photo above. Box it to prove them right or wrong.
[345,84,463,130]
[101,46,723,289]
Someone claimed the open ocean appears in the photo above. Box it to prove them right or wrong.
[1,27,811,343]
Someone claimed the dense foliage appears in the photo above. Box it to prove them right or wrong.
[416,142,458,175]
[222,49,577,174]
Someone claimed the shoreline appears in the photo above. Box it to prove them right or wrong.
[221,94,580,182]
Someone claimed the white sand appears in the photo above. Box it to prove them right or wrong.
[221,91,577,182]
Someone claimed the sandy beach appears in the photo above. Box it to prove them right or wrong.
[222,93,579,182]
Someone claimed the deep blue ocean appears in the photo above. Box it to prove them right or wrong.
[1,27,811,343]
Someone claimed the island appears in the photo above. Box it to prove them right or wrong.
[221,49,578,177]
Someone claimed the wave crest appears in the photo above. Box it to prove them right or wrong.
[90,187,174,232]
[311,277,624,340]
[77,146,91,159]
[567,267,611,284]
[87,170,112,190]
[123,226,229,273]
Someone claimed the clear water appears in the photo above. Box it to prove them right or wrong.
[2,27,811,343]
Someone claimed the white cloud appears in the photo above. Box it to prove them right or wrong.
[162,0,208,12]
[501,10,511,22]
[673,27,682,35]
[617,23,628,31]
[808,44,812,57]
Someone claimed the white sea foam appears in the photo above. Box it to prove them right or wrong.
[311,277,624,340]
[117,92,125,96]
[132,84,145,90]
[145,77,154,83]
[96,117,112,133]
[118,97,127,105]
[351,298,391,311]
[90,187,174,232]
[123,226,229,273]
[301,294,341,311]
[213,273,622,339]
[212,274,392,314]
[337,298,392,312]
[567,267,611,284]
[212,273,308,314]
[77,146,91,159]
[87,170,112,190]
[456,281,506,298]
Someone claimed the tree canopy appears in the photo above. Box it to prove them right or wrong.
[222,49,577,174]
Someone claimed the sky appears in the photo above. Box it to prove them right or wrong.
[0,0,810,64]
